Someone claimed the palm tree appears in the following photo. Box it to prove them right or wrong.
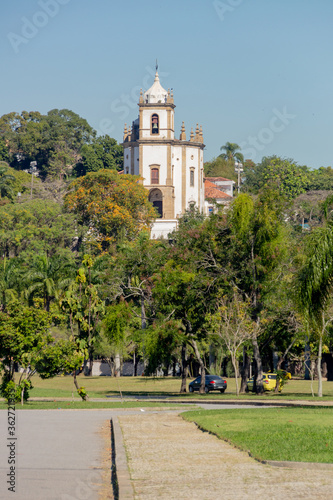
[0,257,20,311]
[296,224,333,396]
[0,163,15,200]
[219,142,244,163]
[25,253,74,311]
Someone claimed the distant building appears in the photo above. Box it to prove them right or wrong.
[204,178,233,214]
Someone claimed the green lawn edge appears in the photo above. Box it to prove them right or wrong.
[182,407,333,464]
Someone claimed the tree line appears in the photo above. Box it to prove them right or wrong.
[1,115,333,401]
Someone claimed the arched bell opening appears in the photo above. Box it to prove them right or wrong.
[151,114,159,135]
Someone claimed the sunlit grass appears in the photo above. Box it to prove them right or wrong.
[24,374,333,400]
[1,374,333,402]
[183,407,333,463]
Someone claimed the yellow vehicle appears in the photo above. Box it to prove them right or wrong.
[246,372,289,392]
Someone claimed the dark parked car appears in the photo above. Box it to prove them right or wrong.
[189,375,227,393]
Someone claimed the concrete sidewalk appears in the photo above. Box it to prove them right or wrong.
[119,412,333,500]
[0,410,115,500]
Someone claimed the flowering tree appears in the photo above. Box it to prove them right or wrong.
[64,169,157,250]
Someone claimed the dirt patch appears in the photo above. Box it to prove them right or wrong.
[119,412,333,499]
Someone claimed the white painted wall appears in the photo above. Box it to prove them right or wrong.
[151,219,178,239]
[142,145,168,185]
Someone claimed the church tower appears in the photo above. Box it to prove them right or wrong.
[123,68,205,238]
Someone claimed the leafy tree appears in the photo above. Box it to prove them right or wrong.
[24,253,74,311]
[60,255,105,377]
[64,170,157,250]
[208,292,255,395]
[243,156,310,199]
[74,135,123,176]
[204,156,238,182]
[226,191,291,392]
[98,302,134,376]
[296,222,333,396]
[0,109,96,178]
[0,258,21,311]
[35,338,85,399]
[0,303,54,403]
[307,166,333,191]
[0,163,15,200]
[144,319,184,376]
[153,260,210,393]
[0,199,82,258]
[0,137,9,162]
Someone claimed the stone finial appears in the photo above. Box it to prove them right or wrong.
[139,89,143,104]
[190,127,194,142]
[199,125,203,143]
[180,121,186,141]
[195,123,200,141]
[123,123,128,141]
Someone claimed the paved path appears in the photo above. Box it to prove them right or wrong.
[119,412,333,500]
[0,409,118,500]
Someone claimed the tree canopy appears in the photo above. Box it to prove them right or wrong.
[64,170,157,250]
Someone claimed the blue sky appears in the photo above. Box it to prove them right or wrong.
[1,0,332,168]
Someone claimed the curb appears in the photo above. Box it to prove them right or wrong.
[265,460,333,469]
[111,416,134,500]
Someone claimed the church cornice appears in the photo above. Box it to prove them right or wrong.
[138,103,176,110]
[123,138,205,149]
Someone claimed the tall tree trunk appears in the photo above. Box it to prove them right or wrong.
[252,338,264,394]
[240,346,250,393]
[87,353,93,376]
[318,331,323,397]
[141,295,147,369]
[304,338,311,380]
[180,343,187,393]
[209,344,215,372]
[231,354,239,396]
[192,340,206,394]
[115,353,121,377]
[73,372,87,401]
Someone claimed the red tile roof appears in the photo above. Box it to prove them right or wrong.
[205,177,234,182]
[204,180,232,199]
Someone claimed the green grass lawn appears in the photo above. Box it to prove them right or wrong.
[183,407,333,463]
[23,374,333,401]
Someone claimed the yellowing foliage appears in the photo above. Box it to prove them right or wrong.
[64,170,157,249]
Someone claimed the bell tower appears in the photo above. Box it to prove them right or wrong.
[122,67,205,238]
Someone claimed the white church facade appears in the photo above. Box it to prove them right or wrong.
[122,69,206,238]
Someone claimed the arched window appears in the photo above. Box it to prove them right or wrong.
[151,114,159,134]
[190,168,195,187]
[151,168,159,184]
[149,188,163,218]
